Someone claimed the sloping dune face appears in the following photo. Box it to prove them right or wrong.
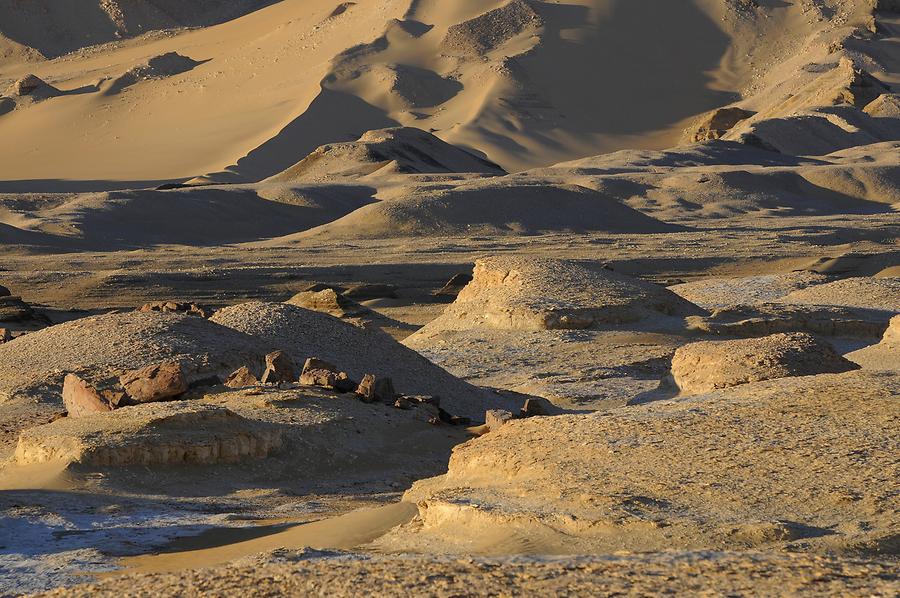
[0,0,867,186]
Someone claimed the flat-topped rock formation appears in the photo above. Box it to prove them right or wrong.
[408,257,703,335]
[15,402,282,466]
[670,332,860,394]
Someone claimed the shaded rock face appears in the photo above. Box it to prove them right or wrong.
[15,403,283,467]
[261,351,296,384]
[670,332,860,394]
[356,374,396,403]
[119,361,188,404]
[689,106,756,142]
[62,374,113,417]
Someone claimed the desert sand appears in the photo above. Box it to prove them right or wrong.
[1,0,899,596]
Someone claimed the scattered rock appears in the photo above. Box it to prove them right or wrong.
[139,301,211,318]
[356,374,397,403]
[343,283,398,300]
[298,357,356,391]
[224,366,259,389]
[62,374,113,417]
[434,273,473,298]
[261,351,297,384]
[485,409,514,431]
[671,332,860,394]
[119,361,188,404]
[521,397,554,417]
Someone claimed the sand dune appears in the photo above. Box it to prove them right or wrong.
[3,0,888,185]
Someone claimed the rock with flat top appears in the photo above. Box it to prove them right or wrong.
[671,332,860,394]
[485,409,514,431]
[15,402,282,466]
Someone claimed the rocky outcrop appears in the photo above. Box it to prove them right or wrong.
[139,301,211,318]
[670,332,859,394]
[441,0,541,56]
[15,402,283,466]
[224,366,259,388]
[687,107,756,143]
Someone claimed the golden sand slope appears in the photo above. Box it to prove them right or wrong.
[0,0,885,185]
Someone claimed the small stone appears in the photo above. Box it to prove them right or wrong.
[356,374,397,403]
[261,351,296,384]
[0,328,11,343]
[62,374,113,417]
[119,361,188,404]
[485,409,514,431]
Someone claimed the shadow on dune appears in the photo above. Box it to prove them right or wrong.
[521,0,738,135]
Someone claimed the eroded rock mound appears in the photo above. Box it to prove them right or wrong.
[409,257,703,335]
[269,127,505,182]
[380,370,898,556]
[106,52,202,95]
[670,332,860,394]
[687,106,756,143]
[209,302,501,416]
[779,276,900,312]
[15,402,282,466]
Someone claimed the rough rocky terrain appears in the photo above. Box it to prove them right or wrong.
[1,0,899,596]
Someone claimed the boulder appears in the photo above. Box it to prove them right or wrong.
[224,366,259,388]
[260,351,296,384]
[356,374,397,403]
[119,361,188,404]
[0,328,11,343]
[62,374,113,417]
[11,74,47,96]
[299,357,357,392]
[485,409,514,431]
[671,332,860,394]
[0,285,10,297]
